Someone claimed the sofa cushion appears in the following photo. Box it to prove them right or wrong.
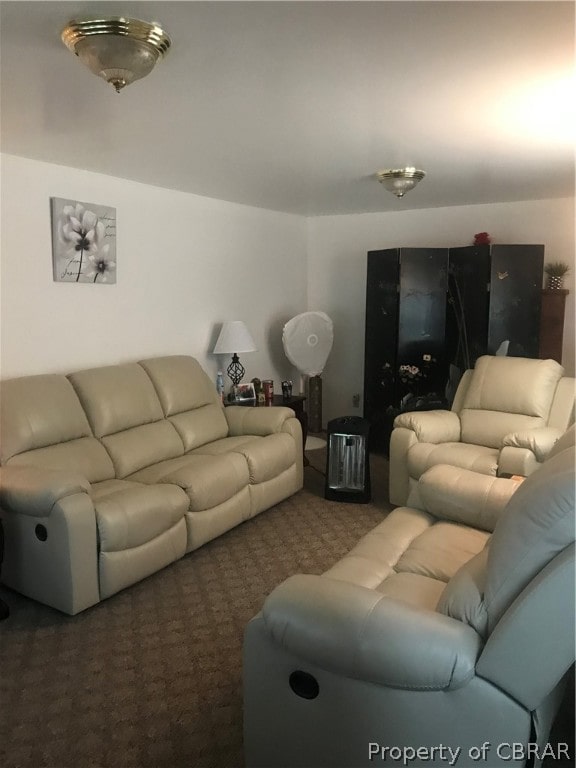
[69,363,184,477]
[194,434,296,483]
[396,522,489,583]
[324,507,433,590]
[0,374,114,482]
[91,479,188,552]
[6,438,115,484]
[460,411,546,449]
[139,356,229,451]
[462,356,564,417]
[407,442,498,479]
[101,422,184,479]
[324,506,488,612]
[169,406,229,452]
[128,453,249,512]
[375,573,447,611]
[459,356,564,447]
[69,363,165,436]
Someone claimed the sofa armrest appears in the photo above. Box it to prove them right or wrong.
[502,427,563,462]
[393,410,461,443]
[0,465,91,517]
[225,405,296,436]
[262,574,482,691]
[418,464,520,532]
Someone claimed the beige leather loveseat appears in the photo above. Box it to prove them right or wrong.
[0,355,303,614]
[244,427,575,768]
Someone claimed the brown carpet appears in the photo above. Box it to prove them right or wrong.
[0,450,390,768]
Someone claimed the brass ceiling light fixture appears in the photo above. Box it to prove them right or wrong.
[377,167,426,198]
[61,17,171,93]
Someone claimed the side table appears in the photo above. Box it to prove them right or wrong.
[226,394,308,464]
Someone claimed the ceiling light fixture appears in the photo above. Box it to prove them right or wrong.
[377,167,426,198]
[61,17,171,93]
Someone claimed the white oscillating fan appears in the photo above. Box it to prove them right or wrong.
[282,311,333,434]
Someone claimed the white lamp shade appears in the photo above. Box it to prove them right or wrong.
[213,321,257,354]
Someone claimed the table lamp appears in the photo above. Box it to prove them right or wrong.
[213,321,257,386]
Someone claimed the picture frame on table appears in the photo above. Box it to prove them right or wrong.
[235,382,256,402]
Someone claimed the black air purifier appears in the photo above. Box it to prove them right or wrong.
[325,416,371,503]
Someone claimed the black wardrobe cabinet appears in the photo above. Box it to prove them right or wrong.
[447,244,544,371]
[364,244,544,453]
[363,247,450,452]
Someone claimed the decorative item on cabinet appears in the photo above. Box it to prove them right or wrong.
[544,261,570,291]
[539,288,569,363]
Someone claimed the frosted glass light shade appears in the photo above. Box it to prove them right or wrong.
[74,36,159,88]
[62,18,171,92]
[213,321,257,354]
[377,168,426,198]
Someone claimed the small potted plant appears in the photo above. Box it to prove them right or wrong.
[544,261,570,290]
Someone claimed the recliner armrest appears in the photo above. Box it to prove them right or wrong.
[393,410,461,443]
[262,574,482,691]
[225,405,297,436]
[502,427,563,462]
[0,465,91,517]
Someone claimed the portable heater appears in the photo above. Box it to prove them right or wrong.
[325,416,371,503]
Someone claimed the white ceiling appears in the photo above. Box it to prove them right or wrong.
[1,1,574,216]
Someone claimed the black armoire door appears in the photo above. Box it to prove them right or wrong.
[487,245,544,357]
[446,244,544,373]
[364,248,448,452]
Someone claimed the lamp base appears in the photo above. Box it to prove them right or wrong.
[227,353,245,387]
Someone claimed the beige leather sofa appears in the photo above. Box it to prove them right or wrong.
[390,355,575,506]
[0,355,303,614]
[244,427,575,768]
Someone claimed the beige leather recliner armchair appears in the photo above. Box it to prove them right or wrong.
[389,355,575,506]
[243,428,575,768]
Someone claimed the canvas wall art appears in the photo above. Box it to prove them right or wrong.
[51,197,117,283]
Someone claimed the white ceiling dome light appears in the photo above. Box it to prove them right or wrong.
[377,167,426,198]
[61,17,171,93]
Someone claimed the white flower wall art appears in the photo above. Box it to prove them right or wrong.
[51,198,117,284]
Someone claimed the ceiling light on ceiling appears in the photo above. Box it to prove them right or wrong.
[61,17,171,93]
[377,167,426,198]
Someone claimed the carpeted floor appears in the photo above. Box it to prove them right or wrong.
[0,449,390,768]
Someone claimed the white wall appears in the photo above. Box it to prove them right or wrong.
[2,156,573,428]
[0,154,307,389]
[308,199,575,424]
